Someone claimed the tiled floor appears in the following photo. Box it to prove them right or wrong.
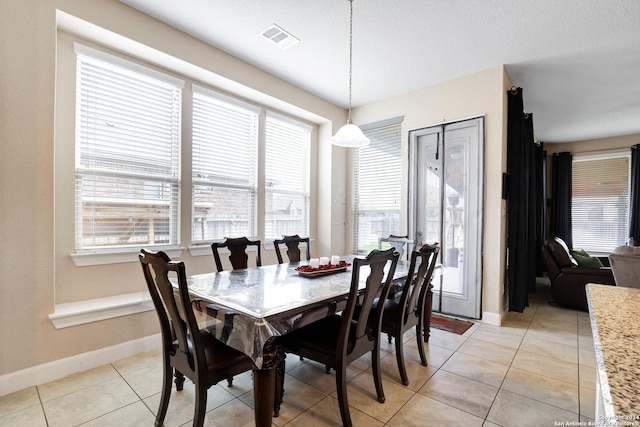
[0,280,598,426]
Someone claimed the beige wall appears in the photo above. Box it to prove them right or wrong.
[1,0,518,387]
[352,66,511,322]
[545,134,640,156]
[0,0,346,379]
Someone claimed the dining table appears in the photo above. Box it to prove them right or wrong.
[182,255,413,427]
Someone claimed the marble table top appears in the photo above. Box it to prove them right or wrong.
[586,284,640,422]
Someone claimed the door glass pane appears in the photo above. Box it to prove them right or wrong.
[442,136,466,295]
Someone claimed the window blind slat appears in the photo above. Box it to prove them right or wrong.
[572,154,630,252]
[75,46,182,251]
[353,121,402,253]
[191,90,258,242]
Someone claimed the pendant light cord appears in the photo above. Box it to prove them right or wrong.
[348,0,354,123]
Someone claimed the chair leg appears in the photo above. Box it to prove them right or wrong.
[387,333,392,343]
[193,383,207,427]
[226,376,234,387]
[394,331,409,386]
[155,359,172,427]
[174,368,185,391]
[335,364,352,427]
[371,342,386,402]
[415,324,428,367]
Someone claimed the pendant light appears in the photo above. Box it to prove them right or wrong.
[330,0,370,148]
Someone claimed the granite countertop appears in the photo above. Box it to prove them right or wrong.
[586,284,640,422]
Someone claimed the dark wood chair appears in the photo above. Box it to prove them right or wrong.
[277,248,399,427]
[211,236,262,272]
[139,249,253,427]
[273,234,310,264]
[378,243,439,386]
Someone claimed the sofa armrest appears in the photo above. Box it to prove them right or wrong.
[560,266,613,277]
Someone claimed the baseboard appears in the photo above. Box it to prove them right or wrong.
[481,310,503,326]
[0,333,161,397]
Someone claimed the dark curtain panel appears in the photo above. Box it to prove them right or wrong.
[629,145,640,241]
[535,143,547,277]
[506,87,537,312]
[550,152,573,250]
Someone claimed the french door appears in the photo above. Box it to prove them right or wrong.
[408,117,484,319]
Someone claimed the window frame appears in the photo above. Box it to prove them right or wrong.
[571,150,631,254]
[73,43,184,255]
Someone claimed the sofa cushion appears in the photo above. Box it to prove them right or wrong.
[572,249,603,268]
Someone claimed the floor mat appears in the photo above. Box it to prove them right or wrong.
[431,313,474,335]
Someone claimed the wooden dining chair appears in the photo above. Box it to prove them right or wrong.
[378,243,440,386]
[139,249,254,427]
[211,236,262,272]
[277,248,399,427]
[273,234,310,264]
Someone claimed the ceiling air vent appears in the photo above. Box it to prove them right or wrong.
[260,24,300,49]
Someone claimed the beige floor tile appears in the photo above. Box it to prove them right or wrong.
[501,367,579,413]
[426,328,468,351]
[218,370,254,398]
[580,386,596,419]
[286,359,360,394]
[579,364,597,391]
[285,394,384,427]
[578,330,596,350]
[265,374,327,426]
[388,393,484,427]
[469,327,524,349]
[200,398,256,427]
[579,347,597,368]
[81,401,156,426]
[143,381,236,427]
[456,338,517,366]
[43,376,140,427]
[0,403,47,427]
[404,341,456,369]
[487,389,580,427]
[0,387,40,418]
[511,350,579,385]
[112,349,164,399]
[418,370,498,418]
[377,344,436,391]
[533,305,579,324]
[441,352,509,387]
[329,370,414,424]
[37,364,120,402]
[519,335,579,364]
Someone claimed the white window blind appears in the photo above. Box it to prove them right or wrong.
[74,44,183,251]
[191,86,259,242]
[572,152,630,253]
[353,119,402,254]
[265,112,311,240]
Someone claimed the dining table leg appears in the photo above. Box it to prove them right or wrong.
[253,366,275,427]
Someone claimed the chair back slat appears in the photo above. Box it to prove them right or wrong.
[400,243,440,324]
[139,249,203,366]
[339,248,399,357]
[211,237,262,272]
[273,235,311,264]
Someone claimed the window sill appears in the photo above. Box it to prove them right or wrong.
[48,292,153,329]
[70,247,185,267]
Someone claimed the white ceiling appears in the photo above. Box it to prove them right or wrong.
[120,0,640,143]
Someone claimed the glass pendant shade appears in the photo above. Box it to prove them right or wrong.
[330,122,370,147]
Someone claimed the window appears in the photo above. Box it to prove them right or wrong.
[74,44,183,251]
[191,86,259,242]
[352,118,402,253]
[264,112,311,239]
[572,152,630,253]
